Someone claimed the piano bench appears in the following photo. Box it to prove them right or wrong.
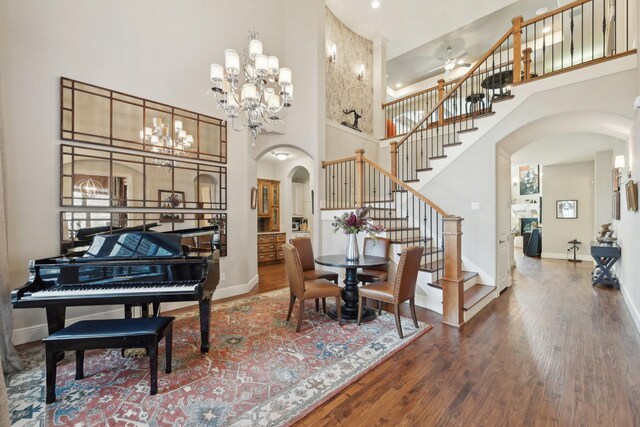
[42,317,174,404]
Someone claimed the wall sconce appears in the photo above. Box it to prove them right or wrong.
[615,155,626,189]
[328,44,337,63]
[357,64,365,80]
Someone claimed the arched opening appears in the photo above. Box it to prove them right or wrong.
[255,146,316,269]
[495,112,631,292]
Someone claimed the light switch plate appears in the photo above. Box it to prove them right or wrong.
[220,273,226,281]
[471,202,480,210]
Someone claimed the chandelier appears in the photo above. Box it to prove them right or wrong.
[209,29,293,146]
[74,177,105,199]
[140,117,194,168]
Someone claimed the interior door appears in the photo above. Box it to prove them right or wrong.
[497,149,512,292]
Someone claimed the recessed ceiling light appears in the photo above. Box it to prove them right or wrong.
[395,83,402,88]
[274,152,289,161]
[536,7,548,15]
[371,1,381,9]
[542,27,551,33]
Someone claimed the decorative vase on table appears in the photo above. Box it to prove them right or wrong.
[345,233,359,261]
[332,207,385,261]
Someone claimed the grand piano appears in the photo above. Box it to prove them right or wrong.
[12,228,220,354]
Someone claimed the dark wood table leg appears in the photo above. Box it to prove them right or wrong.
[329,266,376,323]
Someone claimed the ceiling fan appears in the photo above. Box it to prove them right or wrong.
[427,47,471,77]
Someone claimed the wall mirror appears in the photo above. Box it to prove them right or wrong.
[61,144,227,210]
[61,77,227,163]
[60,211,227,257]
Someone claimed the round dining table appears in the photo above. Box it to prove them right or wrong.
[315,254,389,323]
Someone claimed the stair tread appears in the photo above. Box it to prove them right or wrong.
[384,227,420,232]
[464,284,496,311]
[371,217,406,221]
[392,237,432,244]
[420,259,444,272]
[491,94,515,103]
[416,167,433,172]
[429,155,447,160]
[429,271,479,289]
[443,142,463,147]
[397,246,440,255]
[457,127,478,134]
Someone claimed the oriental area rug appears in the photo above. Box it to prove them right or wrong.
[7,288,432,426]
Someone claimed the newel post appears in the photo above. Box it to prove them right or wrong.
[355,149,365,208]
[522,47,532,81]
[437,79,445,126]
[512,16,523,84]
[441,215,465,328]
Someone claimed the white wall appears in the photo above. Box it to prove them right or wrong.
[325,122,380,163]
[615,129,640,333]
[0,0,299,343]
[594,150,614,227]
[541,161,595,260]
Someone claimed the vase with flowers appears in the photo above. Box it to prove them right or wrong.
[332,207,385,260]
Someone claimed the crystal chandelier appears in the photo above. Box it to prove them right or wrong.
[73,177,105,199]
[140,117,194,168]
[209,29,293,146]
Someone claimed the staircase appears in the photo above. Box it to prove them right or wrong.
[322,0,635,327]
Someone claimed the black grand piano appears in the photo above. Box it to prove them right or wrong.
[12,227,220,354]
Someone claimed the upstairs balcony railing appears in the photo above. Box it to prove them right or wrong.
[384,0,635,182]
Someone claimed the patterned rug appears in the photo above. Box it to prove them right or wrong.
[7,288,432,426]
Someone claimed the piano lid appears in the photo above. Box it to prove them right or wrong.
[83,232,183,258]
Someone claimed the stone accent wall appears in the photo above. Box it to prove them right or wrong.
[325,8,374,136]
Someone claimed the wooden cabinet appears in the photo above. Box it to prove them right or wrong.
[257,179,280,231]
[258,232,286,264]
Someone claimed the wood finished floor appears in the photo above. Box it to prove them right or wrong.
[257,256,640,426]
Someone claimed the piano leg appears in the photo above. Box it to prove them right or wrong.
[46,306,66,335]
[124,304,133,319]
[199,298,211,354]
[45,307,66,363]
[141,304,149,318]
[153,303,161,317]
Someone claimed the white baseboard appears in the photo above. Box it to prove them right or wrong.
[541,252,592,261]
[12,274,260,346]
[621,285,640,334]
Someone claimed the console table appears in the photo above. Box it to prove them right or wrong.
[590,241,621,289]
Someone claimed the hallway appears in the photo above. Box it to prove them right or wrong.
[288,254,640,426]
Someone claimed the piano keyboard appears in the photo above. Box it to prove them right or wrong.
[27,280,200,298]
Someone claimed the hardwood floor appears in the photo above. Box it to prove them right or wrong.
[255,254,640,426]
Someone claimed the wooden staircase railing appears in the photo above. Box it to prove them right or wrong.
[322,150,466,326]
[385,0,635,183]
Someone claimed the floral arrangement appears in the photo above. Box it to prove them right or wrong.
[332,207,385,237]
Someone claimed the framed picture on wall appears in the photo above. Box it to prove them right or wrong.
[519,165,539,195]
[626,180,638,211]
[556,200,577,219]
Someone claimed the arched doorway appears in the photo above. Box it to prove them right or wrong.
[495,112,632,291]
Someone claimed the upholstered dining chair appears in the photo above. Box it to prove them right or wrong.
[357,237,391,284]
[282,244,342,332]
[290,237,339,313]
[357,237,391,315]
[357,246,424,338]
